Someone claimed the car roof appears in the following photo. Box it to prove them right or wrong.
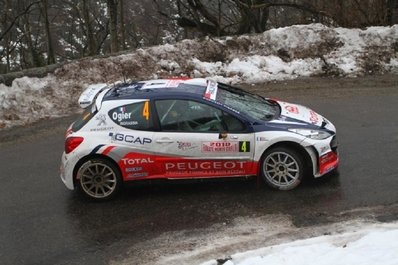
[102,78,209,101]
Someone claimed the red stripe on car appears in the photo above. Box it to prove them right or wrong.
[102,146,115,156]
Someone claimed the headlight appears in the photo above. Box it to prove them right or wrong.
[288,128,332,140]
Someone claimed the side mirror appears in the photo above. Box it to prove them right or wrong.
[218,132,228,139]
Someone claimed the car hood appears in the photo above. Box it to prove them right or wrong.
[270,100,336,132]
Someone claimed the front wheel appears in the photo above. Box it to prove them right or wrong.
[261,147,304,190]
[76,158,122,200]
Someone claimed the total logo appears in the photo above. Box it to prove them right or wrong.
[109,132,152,145]
[121,158,154,165]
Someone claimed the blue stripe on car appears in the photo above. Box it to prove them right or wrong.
[90,144,105,154]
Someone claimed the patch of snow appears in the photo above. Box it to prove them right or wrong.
[201,222,398,265]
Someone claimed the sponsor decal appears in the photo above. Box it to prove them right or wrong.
[166,161,245,170]
[204,99,240,114]
[319,151,339,175]
[164,161,251,176]
[96,114,107,126]
[90,126,114,132]
[109,132,152,145]
[127,172,148,178]
[320,145,329,153]
[204,80,218,100]
[285,105,299,114]
[125,167,143,172]
[309,110,319,124]
[201,141,250,153]
[117,153,258,179]
[121,157,154,165]
[166,79,184,87]
[177,141,198,151]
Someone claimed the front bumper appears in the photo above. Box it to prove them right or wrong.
[304,135,339,178]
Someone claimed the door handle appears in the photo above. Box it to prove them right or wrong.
[156,138,174,143]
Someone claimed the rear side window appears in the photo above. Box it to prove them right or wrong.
[72,104,97,131]
[155,99,246,132]
[108,101,154,130]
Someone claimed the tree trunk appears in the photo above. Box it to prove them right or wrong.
[107,0,119,53]
[83,0,96,56]
[119,0,126,50]
[387,0,398,25]
[23,13,44,68]
[42,0,55,64]
[2,0,12,72]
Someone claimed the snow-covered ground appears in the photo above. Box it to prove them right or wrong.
[108,209,398,265]
[0,23,397,129]
[201,222,398,265]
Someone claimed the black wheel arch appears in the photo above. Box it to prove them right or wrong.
[72,154,122,188]
[261,141,314,178]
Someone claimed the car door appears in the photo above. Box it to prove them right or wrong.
[152,99,257,178]
[107,100,158,179]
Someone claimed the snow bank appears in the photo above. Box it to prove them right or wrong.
[201,222,398,265]
[1,23,397,129]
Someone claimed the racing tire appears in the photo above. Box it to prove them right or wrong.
[261,147,304,190]
[76,158,122,201]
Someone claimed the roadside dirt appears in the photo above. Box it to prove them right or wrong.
[111,204,398,265]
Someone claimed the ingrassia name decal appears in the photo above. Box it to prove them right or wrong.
[202,141,250,153]
[120,120,138,126]
[109,132,152,145]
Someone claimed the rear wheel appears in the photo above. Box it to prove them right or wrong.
[76,158,122,200]
[261,147,304,190]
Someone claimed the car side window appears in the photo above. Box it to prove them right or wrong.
[108,101,154,130]
[155,99,246,133]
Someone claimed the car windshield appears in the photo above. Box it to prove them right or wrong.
[216,84,279,121]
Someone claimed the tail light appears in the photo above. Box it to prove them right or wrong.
[65,137,84,154]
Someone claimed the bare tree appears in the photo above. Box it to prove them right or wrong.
[41,0,55,64]
[83,0,96,56]
[107,0,119,53]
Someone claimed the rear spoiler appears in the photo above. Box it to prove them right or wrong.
[78,83,108,108]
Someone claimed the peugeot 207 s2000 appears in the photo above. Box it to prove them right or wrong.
[60,78,339,200]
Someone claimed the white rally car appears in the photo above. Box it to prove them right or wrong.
[60,78,339,200]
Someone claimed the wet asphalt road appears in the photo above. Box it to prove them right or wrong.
[0,75,398,265]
